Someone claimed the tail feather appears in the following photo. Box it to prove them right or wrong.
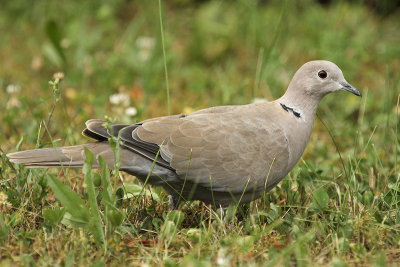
[6,143,110,168]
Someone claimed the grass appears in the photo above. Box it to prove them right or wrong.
[0,0,400,265]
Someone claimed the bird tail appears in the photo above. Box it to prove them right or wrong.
[6,143,111,168]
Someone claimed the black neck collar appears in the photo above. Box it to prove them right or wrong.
[280,103,301,118]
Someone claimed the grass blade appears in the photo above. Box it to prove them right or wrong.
[158,0,171,115]
[83,148,105,247]
[47,174,89,226]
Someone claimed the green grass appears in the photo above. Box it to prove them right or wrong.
[1,0,400,265]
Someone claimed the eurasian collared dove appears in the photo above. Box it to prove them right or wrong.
[7,60,361,208]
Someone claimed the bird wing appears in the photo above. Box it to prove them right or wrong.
[82,104,289,194]
[82,119,174,170]
[137,104,290,193]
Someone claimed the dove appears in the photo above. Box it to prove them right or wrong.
[7,60,361,208]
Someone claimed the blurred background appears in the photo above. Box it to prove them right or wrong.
[0,0,399,149]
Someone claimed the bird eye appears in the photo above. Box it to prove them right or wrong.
[318,70,327,79]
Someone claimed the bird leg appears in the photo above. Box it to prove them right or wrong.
[168,194,178,210]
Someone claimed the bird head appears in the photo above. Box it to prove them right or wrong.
[291,60,361,99]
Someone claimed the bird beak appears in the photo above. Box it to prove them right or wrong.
[340,82,362,97]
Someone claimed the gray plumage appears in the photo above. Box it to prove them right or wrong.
[7,60,361,207]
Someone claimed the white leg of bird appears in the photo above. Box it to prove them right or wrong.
[168,194,177,210]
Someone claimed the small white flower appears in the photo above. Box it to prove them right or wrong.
[53,72,64,80]
[136,36,155,50]
[217,256,229,266]
[109,93,130,107]
[125,107,137,116]
[136,36,155,62]
[6,84,21,94]
[216,248,229,266]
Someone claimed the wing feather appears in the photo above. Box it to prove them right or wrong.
[80,103,289,194]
